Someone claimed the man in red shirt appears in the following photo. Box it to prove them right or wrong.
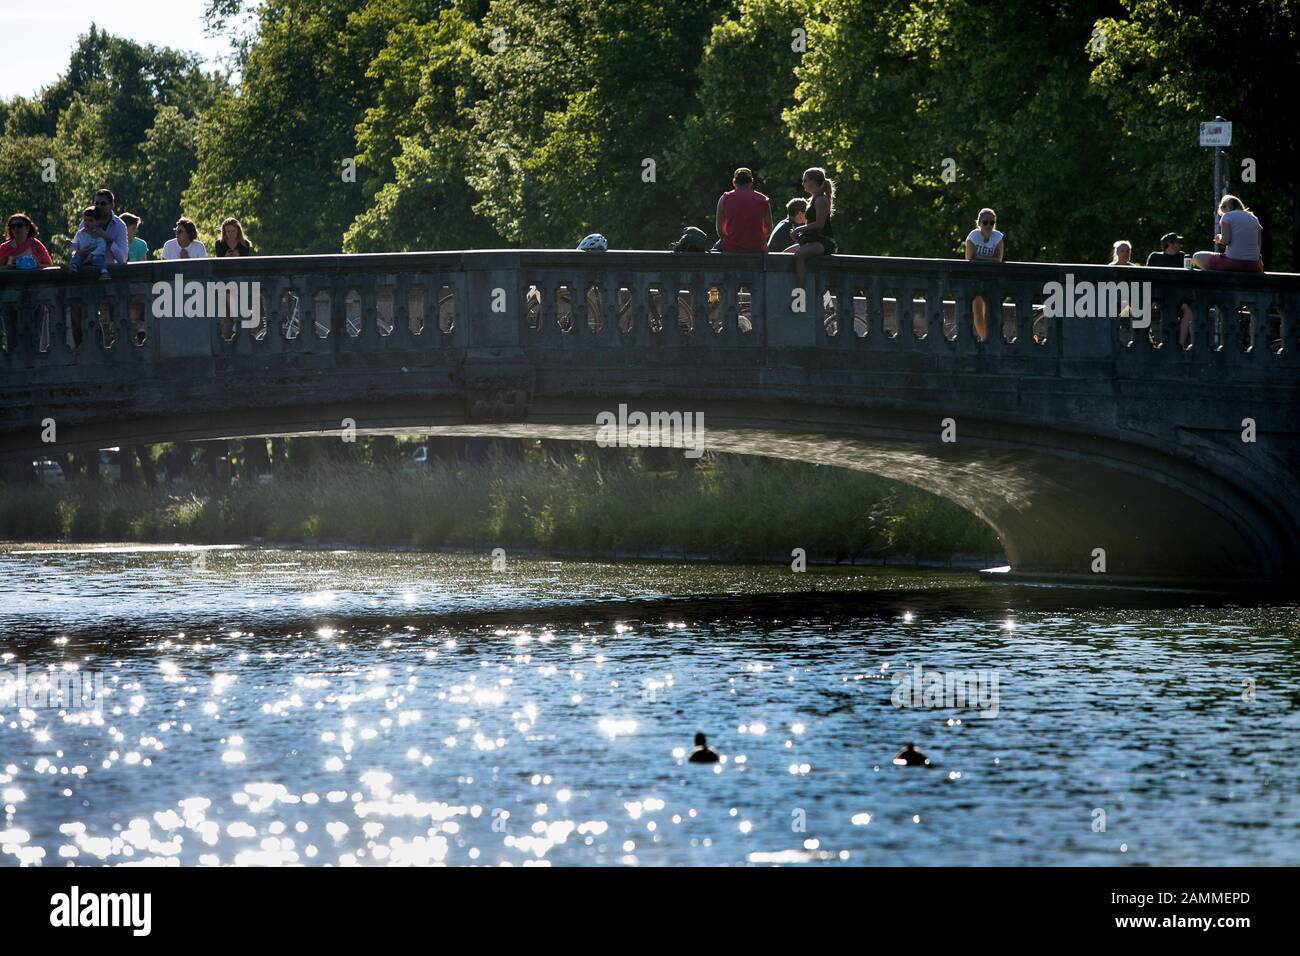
[716,167,772,253]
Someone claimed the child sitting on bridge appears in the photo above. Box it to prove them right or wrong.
[65,207,111,280]
[767,198,807,253]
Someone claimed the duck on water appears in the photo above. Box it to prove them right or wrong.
[893,742,931,767]
[688,733,720,764]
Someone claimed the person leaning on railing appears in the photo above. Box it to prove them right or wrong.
[964,207,1004,341]
[0,212,53,270]
[90,188,129,266]
[214,217,254,257]
[120,212,150,261]
[1145,233,1193,349]
[162,218,207,259]
[1109,240,1138,346]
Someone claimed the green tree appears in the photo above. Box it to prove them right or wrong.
[0,135,63,250]
[0,26,225,250]
[467,0,729,247]
[344,3,502,251]
[49,94,114,246]
[132,106,202,252]
[793,1,1140,261]
[58,26,223,161]
[9,0,1295,272]
[1091,1,1299,268]
[185,0,448,253]
[665,0,818,237]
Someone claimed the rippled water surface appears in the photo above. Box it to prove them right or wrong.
[1,544,1297,866]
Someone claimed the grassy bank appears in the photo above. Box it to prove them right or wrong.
[0,452,1001,561]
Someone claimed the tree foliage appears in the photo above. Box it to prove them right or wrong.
[1091,0,1298,265]
[344,4,501,252]
[2,2,1295,267]
[0,25,225,252]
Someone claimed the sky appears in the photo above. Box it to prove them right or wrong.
[3,1,235,99]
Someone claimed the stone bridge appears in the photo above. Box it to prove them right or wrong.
[2,251,1298,589]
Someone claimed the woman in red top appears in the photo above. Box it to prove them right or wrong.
[0,213,53,269]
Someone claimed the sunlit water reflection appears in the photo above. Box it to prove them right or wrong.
[1,544,1296,866]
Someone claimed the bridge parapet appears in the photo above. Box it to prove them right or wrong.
[1,251,1298,374]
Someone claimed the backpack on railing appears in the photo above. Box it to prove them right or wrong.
[670,227,710,253]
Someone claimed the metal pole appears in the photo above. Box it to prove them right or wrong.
[1213,115,1226,250]
[1214,145,1221,249]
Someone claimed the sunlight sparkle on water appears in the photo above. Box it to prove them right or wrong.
[2,548,1294,867]
[597,717,636,739]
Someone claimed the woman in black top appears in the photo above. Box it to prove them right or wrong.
[214,217,254,257]
[785,167,836,286]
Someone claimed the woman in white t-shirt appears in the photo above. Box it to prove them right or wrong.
[964,207,1004,340]
[162,218,207,259]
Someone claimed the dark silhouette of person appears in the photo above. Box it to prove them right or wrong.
[893,741,930,767]
[688,732,720,764]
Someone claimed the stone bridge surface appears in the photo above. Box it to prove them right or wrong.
[2,250,1298,589]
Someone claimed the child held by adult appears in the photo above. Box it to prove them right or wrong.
[64,207,112,279]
